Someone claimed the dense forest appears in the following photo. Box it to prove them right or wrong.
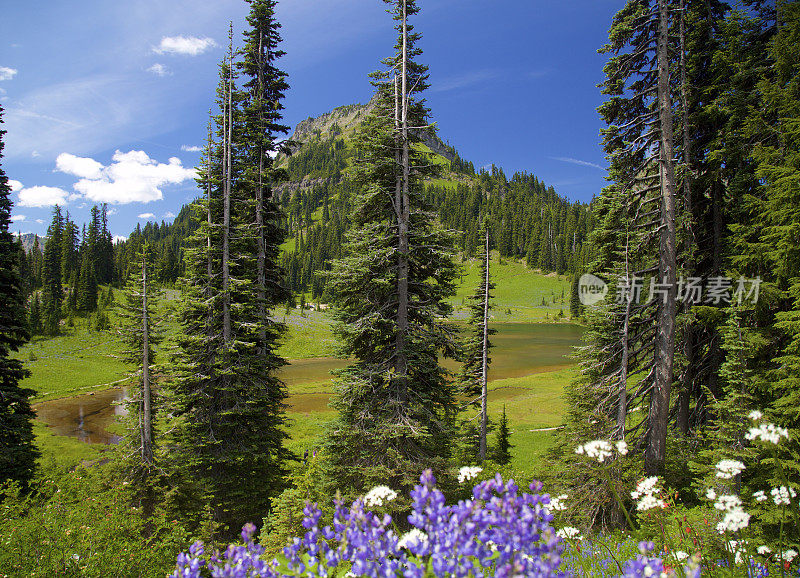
[1,0,799,576]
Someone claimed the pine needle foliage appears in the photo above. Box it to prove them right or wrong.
[0,105,38,489]
[324,0,459,499]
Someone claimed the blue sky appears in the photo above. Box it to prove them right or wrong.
[0,0,622,240]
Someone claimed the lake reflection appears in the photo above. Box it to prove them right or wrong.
[34,323,583,444]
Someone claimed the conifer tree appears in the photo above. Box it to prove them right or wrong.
[561,0,681,474]
[28,293,42,336]
[459,223,495,462]
[492,405,513,466]
[169,11,291,535]
[41,206,64,335]
[116,243,162,516]
[749,1,800,485]
[325,0,458,496]
[0,104,38,488]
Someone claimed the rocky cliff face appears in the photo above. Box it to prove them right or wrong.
[284,95,457,164]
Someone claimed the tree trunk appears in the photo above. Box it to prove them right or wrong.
[646,0,678,475]
[141,252,153,465]
[207,122,214,306]
[396,0,410,389]
[256,28,267,353]
[222,49,233,346]
[479,227,490,462]
[618,223,632,438]
[677,0,694,435]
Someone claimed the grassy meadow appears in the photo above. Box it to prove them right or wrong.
[18,262,580,478]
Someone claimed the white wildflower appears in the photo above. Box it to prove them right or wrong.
[556,526,582,540]
[757,545,772,556]
[714,494,743,512]
[715,459,745,479]
[717,510,750,534]
[726,540,748,565]
[363,485,398,508]
[574,440,614,462]
[714,495,750,533]
[547,494,568,512]
[616,440,629,456]
[783,549,798,563]
[745,423,789,444]
[397,528,428,550]
[753,490,767,502]
[457,466,482,484]
[748,410,763,421]
[670,551,689,562]
[632,477,667,511]
[706,488,717,500]
[771,486,796,506]
[631,476,660,499]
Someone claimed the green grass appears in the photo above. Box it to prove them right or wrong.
[280,365,577,475]
[277,309,338,359]
[33,422,101,470]
[485,366,575,471]
[16,326,130,402]
[19,269,579,476]
[451,253,573,322]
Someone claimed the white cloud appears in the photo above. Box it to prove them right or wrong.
[147,63,171,77]
[17,185,70,208]
[181,145,202,152]
[56,153,104,179]
[138,213,155,219]
[0,67,17,81]
[153,36,216,56]
[11,214,26,222]
[8,180,23,192]
[35,219,44,225]
[60,149,196,205]
[113,235,128,243]
[550,156,605,171]
[164,211,176,219]
[31,150,40,158]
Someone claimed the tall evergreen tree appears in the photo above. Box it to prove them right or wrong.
[41,206,64,335]
[748,0,800,487]
[0,104,38,488]
[169,10,291,535]
[325,0,458,496]
[459,223,496,462]
[116,244,162,515]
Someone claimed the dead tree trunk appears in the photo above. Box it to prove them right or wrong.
[646,0,679,475]
[141,251,153,465]
[396,0,410,390]
[479,227,490,462]
[255,29,267,353]
[677,0,694,434]
[222,42,233,347]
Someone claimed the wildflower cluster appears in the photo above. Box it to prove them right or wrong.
[631,476,667,512]
[574,439,628,462]
[714,460,745,479]
[457,466,482,484]
[172,471,565,577]
[555,526,582,541]
[770,485,796,506]
[706,489,751,533]
[547,493,568,512]
[363,486,398,508]
[745,422,789,444]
